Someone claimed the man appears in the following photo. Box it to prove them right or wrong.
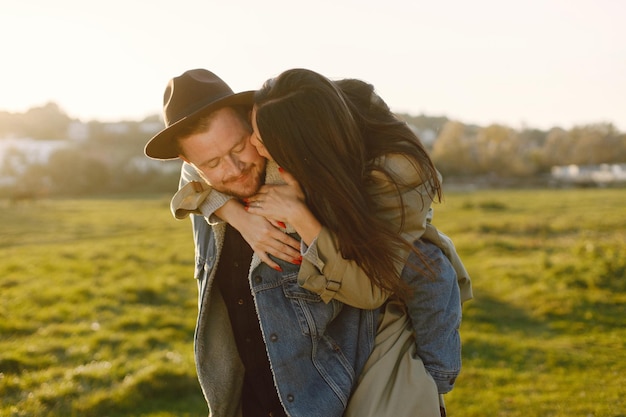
[144,69,379,417]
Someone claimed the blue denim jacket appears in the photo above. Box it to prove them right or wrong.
[190,213,379,417]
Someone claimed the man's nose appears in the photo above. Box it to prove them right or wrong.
[223,155,243,176]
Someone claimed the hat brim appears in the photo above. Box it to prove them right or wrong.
[144,90,256,160]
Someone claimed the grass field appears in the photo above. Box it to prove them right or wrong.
[1,189,625,416]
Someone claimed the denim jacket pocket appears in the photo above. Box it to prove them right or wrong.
[282,273,344,336]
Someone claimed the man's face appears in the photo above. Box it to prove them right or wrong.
[179,107,266,199]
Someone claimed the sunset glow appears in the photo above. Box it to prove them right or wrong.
[1,0,625,130]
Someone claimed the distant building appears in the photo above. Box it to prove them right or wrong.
[0,138,69,166]
[551,163,626,186]
[0,138,70,187]
[128,156,182,174]
[102,122,131,135]
[139,121,164,135]
[407,123,437,146]
[67,121,89,141]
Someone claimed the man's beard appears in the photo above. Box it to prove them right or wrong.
[213,165,266,200]
[221,174,264,199]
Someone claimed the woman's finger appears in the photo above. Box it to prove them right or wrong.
[264,240,302,264]
[256,251,282,272]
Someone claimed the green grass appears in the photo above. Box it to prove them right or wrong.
[0,197,205,417]
[1,189,625,416]
[438,188,626,417]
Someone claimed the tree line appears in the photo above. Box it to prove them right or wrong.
[1,103,624,198]
[1,103,178,198]
[400,114,625,185]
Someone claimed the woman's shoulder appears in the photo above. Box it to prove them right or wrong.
[265,160,286,185]
[373,153,423,183]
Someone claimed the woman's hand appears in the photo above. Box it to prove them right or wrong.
[245,169,322,246]
[215,200,301,271]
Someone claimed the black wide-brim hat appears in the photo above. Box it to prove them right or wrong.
[145,69,255,160]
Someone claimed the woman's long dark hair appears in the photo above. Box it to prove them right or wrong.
[254,69,442,299]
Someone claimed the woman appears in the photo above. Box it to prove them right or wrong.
[173,69,472,416]
[246,69,470,416]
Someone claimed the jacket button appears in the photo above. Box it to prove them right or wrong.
[270,333,278,342]
[287,394,294,402]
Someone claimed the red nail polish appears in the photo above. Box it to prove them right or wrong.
[278,167,284,173]
[244,206,249,211]
[242,198,249,203]
[277,221,286,228]
[274,266,283,272]
[292,258,302,265]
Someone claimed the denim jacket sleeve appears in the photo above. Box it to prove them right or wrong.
[402,239,463,394]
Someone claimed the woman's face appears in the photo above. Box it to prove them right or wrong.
[250,105,274,161]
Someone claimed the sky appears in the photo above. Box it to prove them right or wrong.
[1,0,624,131]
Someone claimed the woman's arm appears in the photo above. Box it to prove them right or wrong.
[170,162,301,269]
[217,199,301,270]
[244,160,432,309]
[302,154,434,307]
[248,157,469,394]
[247,181,388,308]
